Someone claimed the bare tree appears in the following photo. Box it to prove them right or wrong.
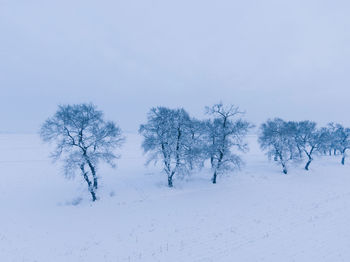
[327,123,340,155]
[315,123,342,157]
[318,126,334,156]
[139,107,195,187]
[204,103,252,183]
[40,103,124,201]
[333,124,350,165]
[292,121,325,171]
[259,118,300,174]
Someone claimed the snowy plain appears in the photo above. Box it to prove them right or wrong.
[1,133,350,262]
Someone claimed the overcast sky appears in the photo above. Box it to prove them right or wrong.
[1,0,350,133]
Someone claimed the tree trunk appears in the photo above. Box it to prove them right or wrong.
[212,170,217,184]
[281,163,287,174]
[87,183,97,202]
[341,149,346,165]
[278,153,287,174]
[212,151,223,184]
[82,149,98,190]
[86,159,97,189]
[304,151,313,171]
[168,175,173,187]
[305,159,312,171]
[80,164,97,202]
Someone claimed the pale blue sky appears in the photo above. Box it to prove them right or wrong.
[1,0,350,133]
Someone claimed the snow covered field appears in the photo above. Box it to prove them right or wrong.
[1,133,350,262]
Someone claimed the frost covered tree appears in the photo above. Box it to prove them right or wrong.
[204,103,252,184]
[292,121,325,171]
[318,126,334,156]
[259,118,300,174]
[326,123,340,155]
[40,103,125,201]
[139,107,200,187]
[333,124,350,165]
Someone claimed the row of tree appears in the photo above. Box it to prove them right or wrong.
[40,103,350,202]
[258,119,350,174]
[139,104,253,187]
[40,103,253,201]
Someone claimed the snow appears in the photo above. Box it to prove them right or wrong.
[1,133,350,261]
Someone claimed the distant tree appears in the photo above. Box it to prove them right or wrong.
[40,103,124,201]
[333,124,350,165]
[259,118,300,174]
[139,107,197,187]
[204,103,252,183]
[292,121,325,170]
[318,126,333,156]
[326,123,339,155]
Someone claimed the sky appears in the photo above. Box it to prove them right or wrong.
[1,0,350,133]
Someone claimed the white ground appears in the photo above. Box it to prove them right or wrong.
[1,133,350,262]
